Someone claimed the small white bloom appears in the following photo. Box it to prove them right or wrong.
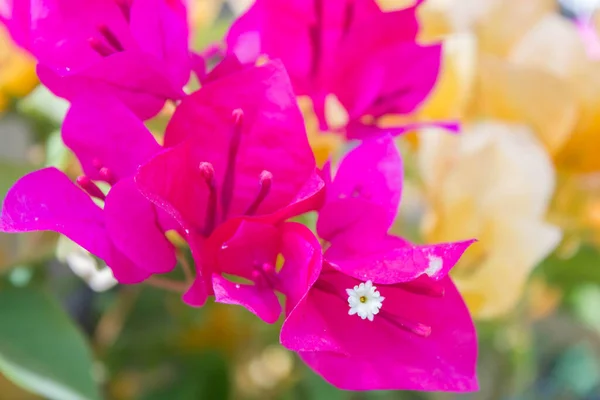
[346,280,385,321]
[57,236,118,292]
[425,255,443,277]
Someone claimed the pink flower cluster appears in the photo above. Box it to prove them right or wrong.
[0,0,478,391]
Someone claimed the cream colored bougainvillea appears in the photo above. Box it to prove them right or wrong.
[419,122,562,318]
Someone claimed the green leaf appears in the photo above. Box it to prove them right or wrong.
[140,352,230,400]
[0,287,101,400]
[0,161,34,202]
[539,244,600,296]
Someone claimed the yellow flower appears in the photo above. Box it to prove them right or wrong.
[189,0,225,30]
[415,0,600,173]
[419,122,562,318]
[0,26,38,110]
[418,32,477,122]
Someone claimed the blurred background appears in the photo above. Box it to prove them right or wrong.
[2,0,600,398]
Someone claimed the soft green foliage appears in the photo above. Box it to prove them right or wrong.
[0,287,100,400]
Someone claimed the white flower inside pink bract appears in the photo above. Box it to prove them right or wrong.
[346,280,385,321]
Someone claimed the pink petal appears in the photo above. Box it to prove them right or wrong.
[202,54,244,85]
[216,220,280,280]
[129,0,190,89]
[182,219,241,307]
[333,43,441,119]
[62,94,162,181]
[327,238,476,284]
[340,0,419,49]
[37,49,184,120]
[107,242,153,284]
[0,168,152,284]
[190,52,207,82]
[277,222,323,311]
[258,170,325,224]
[327,134,402,227]
[20,0,134,75]
[346,120,460,140]
[182,272,209,307]
[0,168,110,260]
[283,272,478,391]
[135,141,211,234]
[212,274,282,323]
[104,178,176,275]
[316,198,390,248]
[335,0,420,66]
[158,60,315,218]
[225,0,314,94]
[279,271,347,354]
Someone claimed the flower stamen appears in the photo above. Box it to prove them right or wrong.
[251,262,278,288]
[76,175,106,201]
[199,162,218,236]
[98,25,124,52]
[244,170,273,216]
[99,167,117,186]
[88,37,116,57]
[220,108,244,221]
[380,313,432,338]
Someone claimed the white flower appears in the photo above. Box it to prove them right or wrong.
[57,236,118,292]
[346,280,385,321]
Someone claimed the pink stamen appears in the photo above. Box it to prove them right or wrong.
[99,167,117,186]
[309,0,323,78]
[88,37,115,57]
[244,170,273,216]
[380,312,432,338]
[76,176,106,201]
[262,262,275,275]
[199,162,218,236]
[98,25,124,52]
[92,158,104,171]
[220,109,244,220]
[251,270,262,283]
[252,262,278,288]
[314,278,433,338]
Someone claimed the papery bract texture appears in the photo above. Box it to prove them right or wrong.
[280,134,478,391]
[136,59,323,307]
[418,122,561,318]
[0,94,177,283]
[1,0,191,119]
[211,220,322,323]
[281,266,478,391]
[226,0,441,138]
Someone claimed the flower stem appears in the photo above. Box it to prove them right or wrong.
[145,276,188,294]
[177,250,194,284]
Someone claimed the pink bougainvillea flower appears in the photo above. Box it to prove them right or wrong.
[0,94,176,283]
[211,220,322,323]
[280,134,478,391]
[226,0,443,138]
[0,0,191,119]
[135,59,324,307]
